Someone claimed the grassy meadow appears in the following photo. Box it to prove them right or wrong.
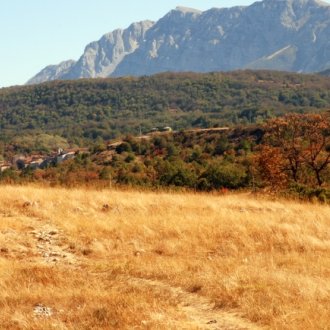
[0,185,329,329]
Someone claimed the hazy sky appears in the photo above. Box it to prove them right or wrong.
[0,0,257,87]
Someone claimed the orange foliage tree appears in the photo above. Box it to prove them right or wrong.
[257,145,288,189]
[300,114,330,186]
[259,113,330,187]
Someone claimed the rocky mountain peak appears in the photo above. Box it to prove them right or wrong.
[175,6,202,14]
[161,6,201,24]
[26,60,76,85]
[28,0,330,85]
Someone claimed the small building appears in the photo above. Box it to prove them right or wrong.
[12,155,26,170]
[27,158,45,169]
[40,157,56,169]
[0,163,11,172]
[161,126,173,132]
[56,151,76,164]
[24,154,47,170]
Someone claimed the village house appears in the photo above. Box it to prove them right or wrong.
[56,148,89,164]
[23,155,46,169]
[147,126,173,134]
[0,161,11,172]
[161,126,173,132]
[56,151,75,164]
[12,155,26,170]
[6,147,90,171]
[27,158,45,169]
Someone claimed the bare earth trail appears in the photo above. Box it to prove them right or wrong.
[25,213,262,329]
[124,276,263,330]
[30,223,77,265]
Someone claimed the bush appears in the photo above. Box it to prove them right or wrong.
[289,183,330,203]
[198,163,247,190]
[158,161,197,188]
[125,153,135,163]
[115,142,132,154]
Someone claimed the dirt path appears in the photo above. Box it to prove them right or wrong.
[30,224,76,265]
[124,276,263,330]
[14,208,261,329]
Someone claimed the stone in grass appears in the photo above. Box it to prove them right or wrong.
[33,304,53,317]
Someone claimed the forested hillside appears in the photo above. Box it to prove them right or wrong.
[2,113,329,201]
[1,71,330,149]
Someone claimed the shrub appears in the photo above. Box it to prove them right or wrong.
[289,183,330,203]
[198,162,247,190]
[115,142,132,154]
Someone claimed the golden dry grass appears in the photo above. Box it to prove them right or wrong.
[0,185,329,329]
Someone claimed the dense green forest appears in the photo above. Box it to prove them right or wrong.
[1,70,330,153]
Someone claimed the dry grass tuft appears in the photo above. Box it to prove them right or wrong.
[0,185,329,329]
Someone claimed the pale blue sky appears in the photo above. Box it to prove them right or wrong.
[0,0,257,87]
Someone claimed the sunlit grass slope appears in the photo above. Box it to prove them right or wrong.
[0,185,329,329]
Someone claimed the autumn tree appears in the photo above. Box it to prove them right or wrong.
[260,113,330,187]
[264,114,303,183]
[257,145,288,188]
[299,114,330,186]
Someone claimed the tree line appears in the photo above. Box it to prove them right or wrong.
[1,113,329,201]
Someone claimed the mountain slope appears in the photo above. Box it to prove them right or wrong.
[28,0,330,84]
[27,60,76,85]
[27,21,153,85]
[319,68,330,76]
[114,0,330,76]
[27,0,330,84]
[3,70,330,145]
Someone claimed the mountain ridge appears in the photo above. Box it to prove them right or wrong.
[28,0,330,85]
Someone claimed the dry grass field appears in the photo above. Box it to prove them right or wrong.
[0,185,329,330]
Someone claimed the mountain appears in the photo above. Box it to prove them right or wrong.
[28,0,330,84]
[28,60,76,85]
[319,68,330,76]
[28,21,153,84]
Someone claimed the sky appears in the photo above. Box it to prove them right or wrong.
[0,0,257,88]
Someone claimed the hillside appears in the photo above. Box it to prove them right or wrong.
[0,185,329,329]
[320,68,330,76]
[1,113,329,201]
[1,71,330,148]
[28,0,330,84]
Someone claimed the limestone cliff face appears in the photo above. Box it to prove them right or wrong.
[61,20,154,80]
[27,60,76,85]
[114,0,330,75]
[27,21,153,84]
[28,0,330,84]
